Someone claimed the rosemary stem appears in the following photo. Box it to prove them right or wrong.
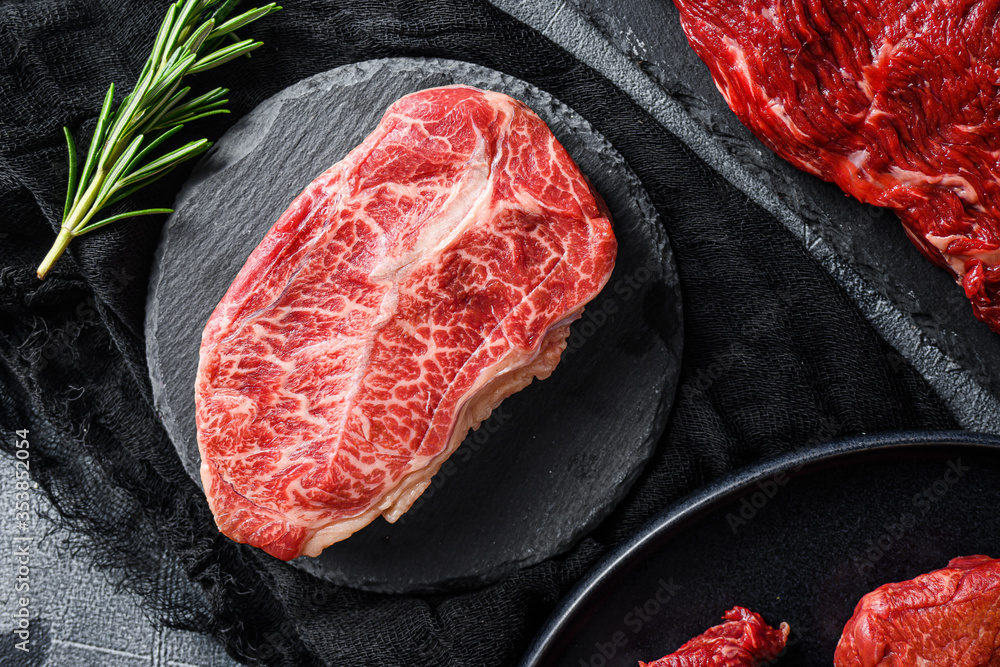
[36,228,73,280]
[36,171,105,279]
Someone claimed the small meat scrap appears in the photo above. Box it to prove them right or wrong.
[835,555,1000,667]
[640,606,790,667]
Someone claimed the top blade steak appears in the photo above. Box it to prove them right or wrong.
[195,85,617,560]
[673,0,1000,332]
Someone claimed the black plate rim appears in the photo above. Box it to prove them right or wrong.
[518,429,1000,667]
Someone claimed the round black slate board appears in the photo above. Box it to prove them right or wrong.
[145,58,683,592]
[520,431,1000,667]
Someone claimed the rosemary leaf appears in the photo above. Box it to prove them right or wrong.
[148,4,179,65]
[94,134,146,208]
[62,128,78,220]
[135,81,188,134]
[77,208,176,236]
[163,108,229,126]
[189,38,262,75]
[211,3,278,39]
[159,86,229,122]
[104,174,176,208]
[124,125,187,176]
[146,52,198,103]
[78,84,116,190]
[182,18,216,54]
[119,138,212,188]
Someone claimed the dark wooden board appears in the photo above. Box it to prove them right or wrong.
[145,58,683,593]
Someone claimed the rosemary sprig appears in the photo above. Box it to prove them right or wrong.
[37,0,281,280]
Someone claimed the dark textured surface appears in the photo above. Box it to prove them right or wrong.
[146,58,683,593]
[0,474,239,667]
[0,1,963,665]
[524,432,1000,667]
[564,0,1000,402]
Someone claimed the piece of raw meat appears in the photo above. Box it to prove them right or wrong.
[640,606,790,667]
[673,0,1000,332]
[834,555,1000,666]
[195,85,617,560]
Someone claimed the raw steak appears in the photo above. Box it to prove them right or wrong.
[833,556,1000,667]
[673,0,1000,332]
[639,606,790,667]
[834,555,1000,667]
[195,85,617,560]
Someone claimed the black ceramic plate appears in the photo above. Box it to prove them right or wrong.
[145,58,683,593]
[521,431,1000,667]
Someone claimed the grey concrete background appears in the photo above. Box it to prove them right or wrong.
[0,456,239,667]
